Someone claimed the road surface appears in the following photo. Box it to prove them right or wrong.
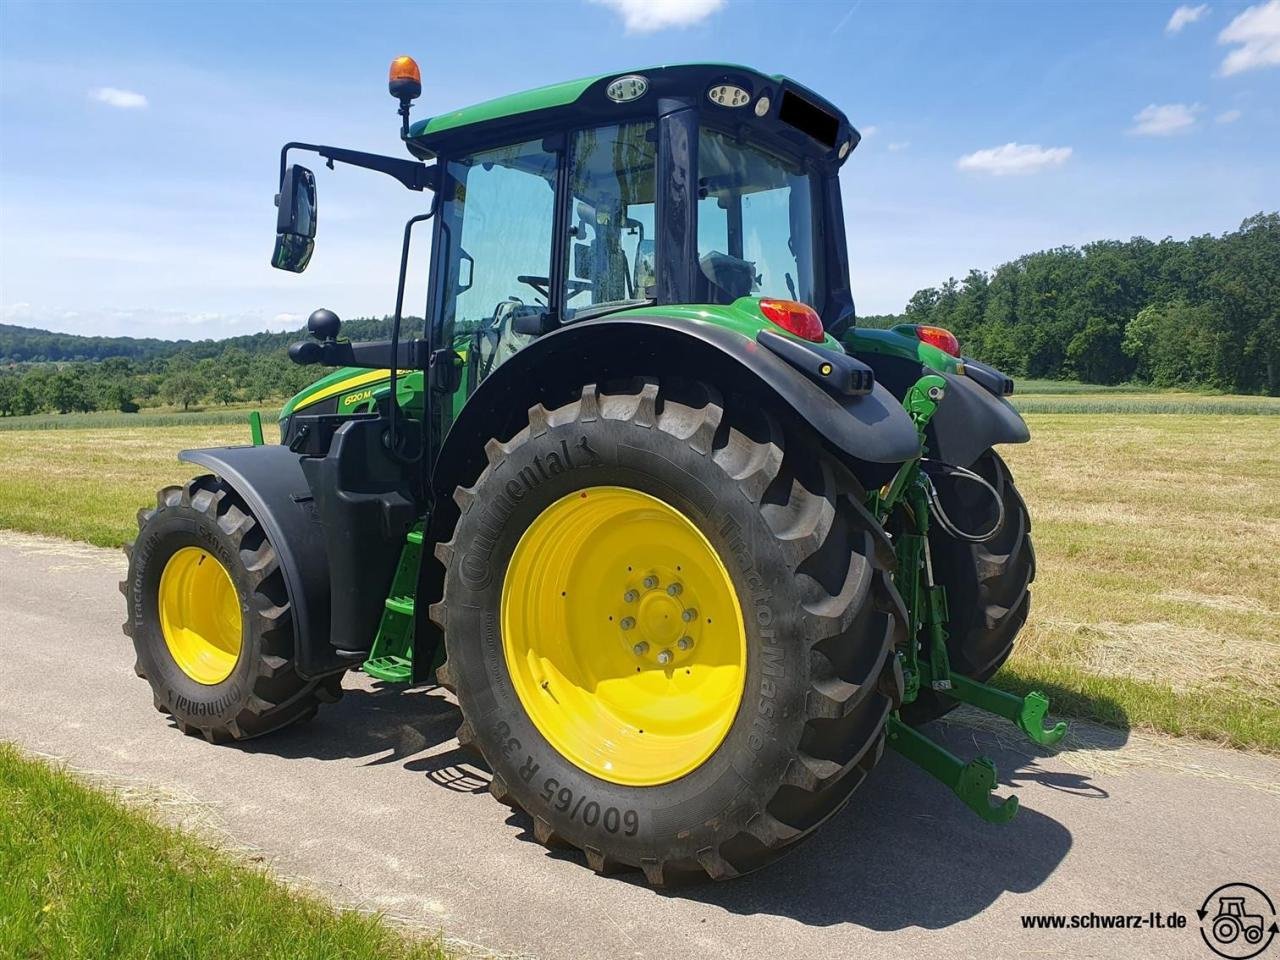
[1,531,1277,959]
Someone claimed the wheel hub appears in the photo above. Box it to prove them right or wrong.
[157,546,243,685]
[501,486,746,787]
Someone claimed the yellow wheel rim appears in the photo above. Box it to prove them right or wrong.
[502,486,747,787]
[158,547,243,685]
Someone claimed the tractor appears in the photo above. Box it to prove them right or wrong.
[1213,897,1267,946]
[122,57,1066,884]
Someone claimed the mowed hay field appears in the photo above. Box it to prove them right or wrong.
[0,410,1276,751]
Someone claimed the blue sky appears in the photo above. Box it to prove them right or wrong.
[1,0,1277,339]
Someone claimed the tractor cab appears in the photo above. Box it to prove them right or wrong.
[273,63,861,445]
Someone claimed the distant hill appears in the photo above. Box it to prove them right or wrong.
[0,317,405,365]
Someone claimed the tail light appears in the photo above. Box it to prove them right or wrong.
[759,299,825,343]
[915,324,961,357]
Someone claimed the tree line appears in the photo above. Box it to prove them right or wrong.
[0,317,403,417]
[881,212,1278,394]
[2,211,1277,417]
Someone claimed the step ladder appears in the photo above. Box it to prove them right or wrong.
[362,526,423,683]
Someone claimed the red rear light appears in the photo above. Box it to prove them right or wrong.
[759,299,824,343]
[915,324,960,357]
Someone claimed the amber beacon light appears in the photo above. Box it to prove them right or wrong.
[389,56,422,100]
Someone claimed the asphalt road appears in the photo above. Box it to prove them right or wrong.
[2,530,1277,960]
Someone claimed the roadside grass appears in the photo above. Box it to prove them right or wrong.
[0,411,1276,751]
[0,742,447,960]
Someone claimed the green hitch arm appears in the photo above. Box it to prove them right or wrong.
[943,673,1068,747]
[886,716,1019,824]
[248,410,264,446]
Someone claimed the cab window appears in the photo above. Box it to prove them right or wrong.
[437,138,558,391]
[695,127,819,309]
[563,121,657,320]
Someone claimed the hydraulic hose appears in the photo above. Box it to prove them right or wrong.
[921,461,1005,543]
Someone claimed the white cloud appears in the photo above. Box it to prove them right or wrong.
[1218,0,1280,74]
[956,142,1072,176]
[272,312,302,328]
[1215,108,1243,123]
[589,0,724,33]
[888,141,911,152]
[89,86,148,109]
[1130,102,1202,135]
[1166,4,1209,33]
[859,125,879,138]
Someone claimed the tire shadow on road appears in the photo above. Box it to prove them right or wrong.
[672,715,1131,930]
[232,681,1121,931]
[233,681,463,764]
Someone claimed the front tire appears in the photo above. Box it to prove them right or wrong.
[122,476,342,742]
[433,379,904,883]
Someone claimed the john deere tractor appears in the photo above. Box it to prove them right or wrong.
[123,58,1065,883]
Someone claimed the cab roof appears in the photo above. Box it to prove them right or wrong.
[405,63,857,161]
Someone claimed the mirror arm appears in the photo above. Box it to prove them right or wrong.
[278,142,435,192]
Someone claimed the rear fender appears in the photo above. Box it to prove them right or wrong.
[852,350,1029,468]
[431,313,920,500]
[415,313,921,682]
[928,371,1029,467]
[178,444,352,679]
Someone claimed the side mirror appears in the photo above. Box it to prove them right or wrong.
[272,164,317,273]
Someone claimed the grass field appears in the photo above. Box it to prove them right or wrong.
[1010,392,1280,415]
[0,408,1276,752]
[0,403,282,431]
[0,743,447,959]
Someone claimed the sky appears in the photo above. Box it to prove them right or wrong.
[1,0,1277,339]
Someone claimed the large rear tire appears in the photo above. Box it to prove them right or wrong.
[901,450,1034,725]
[122,475,342,742]
[433,379,904,883]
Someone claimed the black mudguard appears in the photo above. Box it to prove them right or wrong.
[432,313,920,501]
[855,352,1029,469]
[178,444,351,679]
[414,313,921,684]
[927,370,1030,468]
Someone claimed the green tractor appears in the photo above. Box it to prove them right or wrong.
[123,57,1064,883]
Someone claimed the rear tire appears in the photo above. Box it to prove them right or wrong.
[122,475,342,742]
[433,379,905,883]
[901,451,1034,725]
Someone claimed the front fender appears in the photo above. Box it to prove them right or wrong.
[178,444,348,679]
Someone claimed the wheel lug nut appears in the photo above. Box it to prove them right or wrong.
[623,590,638,603]
[682,608,697,622]
[657,649,673,665]
[632,641,649,656]
[677,636,693,651]
[620,617,636,630]
[666,583,683,596]
[643,575,659,590]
